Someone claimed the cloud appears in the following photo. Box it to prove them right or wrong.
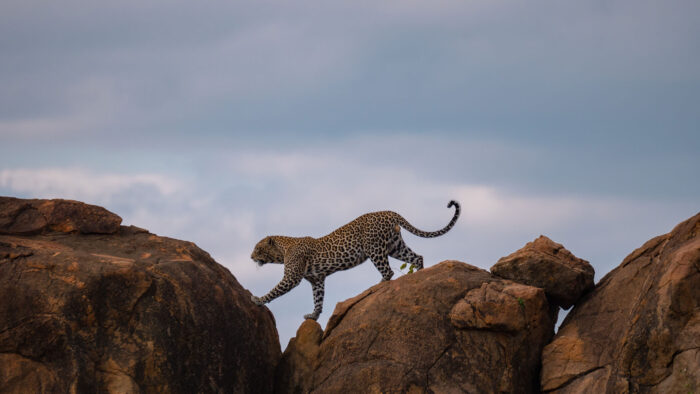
[0,116,89,138]
[0,75,128,139]
[452,185,582,230]
[2,0,698,146]
[228,152,338,179]
[0,168,183,204]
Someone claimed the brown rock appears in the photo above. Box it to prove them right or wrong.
[541,212,700,393]
[0,198,280,393]
[0,197,122,235]
[276,261,556,393]
[275,319,323,394]
[491,235,594,309]
[450,281,548,332]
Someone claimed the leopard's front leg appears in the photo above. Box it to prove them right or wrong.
[304,278,325,320]
[252,262,303,306]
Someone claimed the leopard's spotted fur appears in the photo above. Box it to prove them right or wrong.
[251,200,460,320]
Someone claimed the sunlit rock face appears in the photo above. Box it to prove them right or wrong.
[276,260,556,394]
[541,213,700,393]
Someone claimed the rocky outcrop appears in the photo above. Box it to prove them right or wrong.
[5,196,696,394]
[276,261,556,393]
[541,213,700,393]
[0,197,280,393]
[491,235,594,309]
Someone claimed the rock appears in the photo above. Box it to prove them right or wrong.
[0,197,122,235]
[275,320,323,394]
[276,261,556,393]
[450,281,549,333]
[541,213,700,393]
[491,235,594,309]
[0,198,280,393]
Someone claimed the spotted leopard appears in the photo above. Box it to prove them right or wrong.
[250,200,461,320]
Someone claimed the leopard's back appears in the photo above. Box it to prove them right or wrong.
[309,211,401,274]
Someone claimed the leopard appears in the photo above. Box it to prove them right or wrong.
[250,200,460,320]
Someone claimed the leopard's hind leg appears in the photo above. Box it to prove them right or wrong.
[369,254,395,281]
[390,237,424,270]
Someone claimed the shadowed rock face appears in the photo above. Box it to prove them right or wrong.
[0,197,281,394]
[276,261,557,394]
[541,213,700,393]
[491,235,594,309]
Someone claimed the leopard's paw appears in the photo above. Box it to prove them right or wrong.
[251,295,264,306]
[304,312,319,320]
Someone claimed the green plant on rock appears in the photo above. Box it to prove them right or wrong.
[400,263,416,274]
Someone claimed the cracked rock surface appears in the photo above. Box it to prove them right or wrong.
[541,212,700,393]
[276,260,556,393]
[0,197,280,393]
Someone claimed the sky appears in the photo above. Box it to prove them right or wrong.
[1,0,698,347]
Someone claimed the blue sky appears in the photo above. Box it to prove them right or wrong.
[1,0,698,347]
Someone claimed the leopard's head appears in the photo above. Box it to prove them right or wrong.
[251,236,284,266]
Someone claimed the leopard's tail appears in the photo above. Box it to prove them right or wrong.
[398,200,460,238]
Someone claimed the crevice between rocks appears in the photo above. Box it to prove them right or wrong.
[425,344,452,390]
[665,346,700,369]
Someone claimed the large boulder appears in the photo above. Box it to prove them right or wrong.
[0,198,281,393]
[541,213,700,393]
[276,260,556,393]
[491,235,594,309]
